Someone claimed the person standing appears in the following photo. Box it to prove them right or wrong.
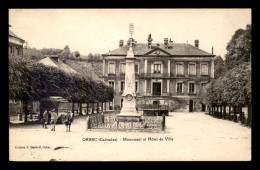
[42,109,48,129]
[50,109,58,131]
[65,111,72,132]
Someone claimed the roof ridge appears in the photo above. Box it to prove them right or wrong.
[9,30,25,41]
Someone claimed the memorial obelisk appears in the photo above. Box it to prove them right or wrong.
[117,23,141,117]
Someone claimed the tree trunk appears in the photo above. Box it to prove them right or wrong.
[216,106,219,118]
[220,105,223,118]
[72,102,75,113]
[214,105,216,117]
[239,106,242,123]
[97,102,99,113]
[79,103,82,115]
[87,103,89,115]
[23,100,28,123]
[247,103,252,127]
[92,102,94,114]
[233,106,237,122]
[223,105,226,119]
[105,102,106,112]
[101,102,103,112]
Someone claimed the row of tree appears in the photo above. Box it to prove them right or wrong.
[198,24,251,126]
[9,54,114,122]
[23,45,80,62]
[86,53,102,61]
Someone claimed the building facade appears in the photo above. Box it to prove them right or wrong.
[9,26,25,56]
[102,35,215,112]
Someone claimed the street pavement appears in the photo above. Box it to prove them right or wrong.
[9,112,251,161]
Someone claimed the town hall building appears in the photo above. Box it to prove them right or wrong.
[102,34,215,112]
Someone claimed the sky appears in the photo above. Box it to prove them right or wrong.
[9,9,251,58]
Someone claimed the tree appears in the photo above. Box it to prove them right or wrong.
[74,51,80,59]
[225,24,251,70]
[9,54,32,122]
[40,48,63,56]
[88,53,94,61]
[214,56,226,79]
[93,53,102,61]
[61,45,72,59]
[23,48,45,61]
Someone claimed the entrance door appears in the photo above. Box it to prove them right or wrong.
[189,100,193,112]
[153,82,161,96]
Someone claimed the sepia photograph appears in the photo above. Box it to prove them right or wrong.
[8,8,251,161]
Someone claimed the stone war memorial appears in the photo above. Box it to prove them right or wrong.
[86,24,166,132]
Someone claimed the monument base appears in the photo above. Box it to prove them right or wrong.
[116,109,143,122]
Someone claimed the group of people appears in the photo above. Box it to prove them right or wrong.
[42,109,72,132]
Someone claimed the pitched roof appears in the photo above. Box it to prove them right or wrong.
[65,60,101,81]
[9,30,25,42]
[37,57,78,75]
[102,43,214,56]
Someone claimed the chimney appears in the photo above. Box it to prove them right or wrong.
[50,56,58,63]
[212,46,214,54]
[164,38,168,46]
[194,40,199,48]
[147,34,153,48]
[169,38,173,43]
[119,40,124,47]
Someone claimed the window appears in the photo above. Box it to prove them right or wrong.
[201,63,208,75]
[135,82,138,92]
[109,81,115,89]
[177,83,183,93]
[120,63,126,74]
[189,83,195,93]
[176,63,184,75]
[189,63,196,75]
[120,81,125,92]
[108,63,115,74]
[135,63,139,74]
[154,64,161,73]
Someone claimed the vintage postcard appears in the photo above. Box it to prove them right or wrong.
[9,8,251,161]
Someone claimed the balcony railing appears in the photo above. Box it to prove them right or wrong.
[152,92,161,96]
[106,73,211,80]
[140,73,173,78]
[176,91,184,95]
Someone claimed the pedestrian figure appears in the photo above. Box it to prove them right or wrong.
[65,111,72,132]
[50,109,58,131]
[42,109,48,129]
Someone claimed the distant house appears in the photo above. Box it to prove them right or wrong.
[37,56,78,75]
[9,25,25,56]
